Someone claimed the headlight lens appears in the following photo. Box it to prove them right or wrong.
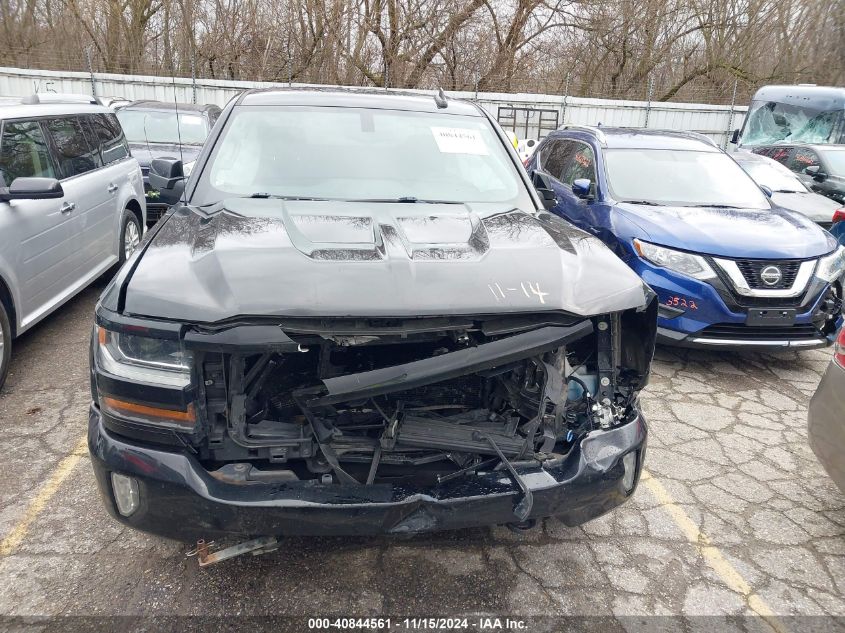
[633,239,716,280]
[816,245,845,282]
[97,326,192,388]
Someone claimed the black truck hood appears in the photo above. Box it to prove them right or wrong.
[122,199,651,323]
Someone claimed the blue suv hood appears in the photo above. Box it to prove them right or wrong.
[616,202,835,259]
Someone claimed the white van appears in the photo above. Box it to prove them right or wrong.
[0,95,146,389]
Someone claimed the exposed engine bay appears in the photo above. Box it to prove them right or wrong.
[193,308,656,503]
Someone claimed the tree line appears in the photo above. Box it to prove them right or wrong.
[1,0,843,103]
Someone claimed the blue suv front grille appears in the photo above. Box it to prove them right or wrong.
[735,259,802,290]
[697,323,821,340]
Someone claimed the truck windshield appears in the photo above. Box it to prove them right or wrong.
[116,110,208,145]
[605,149,770,209]
[741,99,845,146]
[194,106,528,207]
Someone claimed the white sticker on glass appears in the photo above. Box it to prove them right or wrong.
[431,127,489,155]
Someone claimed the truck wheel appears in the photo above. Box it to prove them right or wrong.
[119,208,142,264]
[0,301,11,391]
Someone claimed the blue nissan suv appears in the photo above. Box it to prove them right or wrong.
[526,126,845,348]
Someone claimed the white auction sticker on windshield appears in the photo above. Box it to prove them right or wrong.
[431,127,489,155]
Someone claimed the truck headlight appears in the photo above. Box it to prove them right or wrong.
[97,326,192,387]
[816,246,845,282]
[633,239,716,281]
[96,326,195,428]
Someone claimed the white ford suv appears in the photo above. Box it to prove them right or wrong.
[0,94,146,389]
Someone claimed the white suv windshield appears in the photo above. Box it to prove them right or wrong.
[196,106,526,206]
[819,148,845,176]
[605,149,770,209]
[738,161,806,193]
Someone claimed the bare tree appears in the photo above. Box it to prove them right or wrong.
[0,0,841,103]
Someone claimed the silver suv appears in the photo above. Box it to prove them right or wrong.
[0,95,146,389]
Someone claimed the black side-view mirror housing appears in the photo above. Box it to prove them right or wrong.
[572,178,593,200]
[0,177,64,202]
[760,185,773,198]
[531,171,557,210]
[149,157,185,205]
[804,165,826,181]
[730,129,740,145]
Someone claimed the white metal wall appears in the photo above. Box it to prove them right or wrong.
[0,66,747,146]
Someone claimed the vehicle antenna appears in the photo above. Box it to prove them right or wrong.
[434,88,448,109]
[170,66,185,171]
[142,113,153,165]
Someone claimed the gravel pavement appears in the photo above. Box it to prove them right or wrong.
[0,280,842,631]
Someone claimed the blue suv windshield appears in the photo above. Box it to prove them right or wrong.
[604,149,770,209]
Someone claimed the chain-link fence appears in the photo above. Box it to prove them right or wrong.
[0,62,748,149]
[0,44,763,107]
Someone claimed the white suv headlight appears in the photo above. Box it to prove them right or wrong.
[96,326,192,388]
[816,245,845,282]
[633,239,716,280]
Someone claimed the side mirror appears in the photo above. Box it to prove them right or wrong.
[531,171,557,210]
[730,129,740,145]
[0,177,64,202]
[149,157,185,205]
[804,165,826,181]
[572,178,593,200]
[760,185,773,198]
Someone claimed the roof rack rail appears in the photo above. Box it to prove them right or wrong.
[678,131,719,148]
[558,124,606,144]
[20,93,100,106]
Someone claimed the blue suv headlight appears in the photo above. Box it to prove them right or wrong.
[816,245,845,283]
[633,239,717,281]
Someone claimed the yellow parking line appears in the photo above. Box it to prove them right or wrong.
[640,470,789,633]
[0,435,793,633]
[0,434,88,557]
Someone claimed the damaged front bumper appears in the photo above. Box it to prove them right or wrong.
[88,405,646,541]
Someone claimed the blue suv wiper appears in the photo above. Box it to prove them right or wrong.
[620,199,663,206]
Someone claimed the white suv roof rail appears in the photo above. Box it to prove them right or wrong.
[20,93,100,106]
[680,131,719,148]
[558,124,607,144]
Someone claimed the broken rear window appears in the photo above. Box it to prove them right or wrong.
[742,100,845,146]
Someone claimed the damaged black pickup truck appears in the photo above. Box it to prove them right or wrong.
[88,88,658,541]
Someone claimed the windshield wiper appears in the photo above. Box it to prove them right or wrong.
[247,193,329,201]
[698,204,742,209]
[352,196,463,204]
[246,193,463,204]
[619,200,663,206]
[774,189,803,194]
